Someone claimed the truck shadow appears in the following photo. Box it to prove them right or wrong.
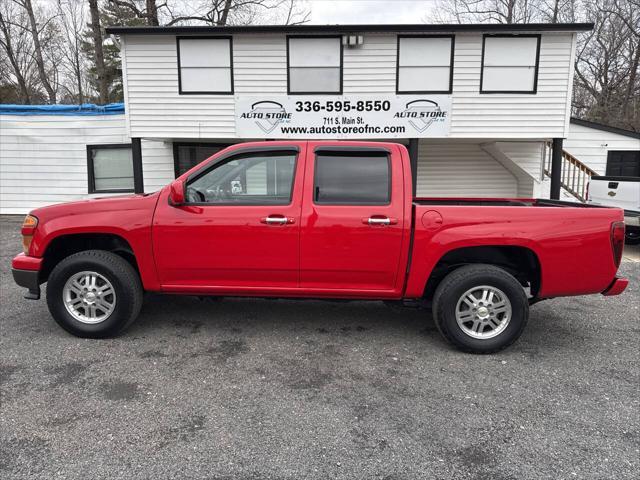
[131,294,435,338]
[125,292,590,357]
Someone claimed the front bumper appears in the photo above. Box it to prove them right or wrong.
[11,253,43,300]
[602,277,629,296]
[12,269,40,299]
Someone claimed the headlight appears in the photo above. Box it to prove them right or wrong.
[21,215,38,255]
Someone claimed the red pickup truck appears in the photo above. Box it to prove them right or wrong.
[12,141,628,353]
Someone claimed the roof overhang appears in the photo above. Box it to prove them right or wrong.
[570,118,640,140]
[105,23,594,36]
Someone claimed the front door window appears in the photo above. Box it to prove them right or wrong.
[185,152,296,205]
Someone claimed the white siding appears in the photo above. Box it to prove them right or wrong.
[416,141,518,197]
[121,36,133,137]
[123,35,236,139]
[450,33,574,138]
[480,141,544,197]
[141,139,174,192]
[538,122,639,200]
[234,35,287,93]
[564,122,639,175]
[538,177,579,200]
[0,114,129,215]
[493,142,544,181]
[343,34,396,93]
[121,31,576,140]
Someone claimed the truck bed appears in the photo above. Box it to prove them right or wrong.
[405,198,625,300]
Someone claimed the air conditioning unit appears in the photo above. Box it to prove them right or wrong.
[342,34,364,48]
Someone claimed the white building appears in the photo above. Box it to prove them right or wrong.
[0,105,133,215]
[9,22,636,215]
[107,22,596,201]
[537,118,639,201]
[565,118,639,176]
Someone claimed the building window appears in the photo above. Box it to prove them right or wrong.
[173,143,229,177]
[606,151,640,177]
[314,151,390,205]
[87,144,134,193]
[287,36,342,94]
[177,37,233,94]
[481,34,540,94]
[397,36,454,94]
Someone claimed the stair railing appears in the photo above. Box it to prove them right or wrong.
[543,142,597,203]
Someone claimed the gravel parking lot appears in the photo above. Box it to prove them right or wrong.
[1,215,638,480]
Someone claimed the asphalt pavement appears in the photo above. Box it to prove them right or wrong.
[1,215,638,479]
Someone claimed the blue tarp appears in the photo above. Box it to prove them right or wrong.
[0,103,125,116]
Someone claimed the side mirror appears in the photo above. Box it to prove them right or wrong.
[169,180,185,205]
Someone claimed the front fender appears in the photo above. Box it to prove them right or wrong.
[29,195,161,291]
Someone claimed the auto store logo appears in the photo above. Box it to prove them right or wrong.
[394,99,447,132]
[239,100,291,133]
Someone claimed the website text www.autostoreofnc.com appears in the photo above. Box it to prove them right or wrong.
[279,124,406,135]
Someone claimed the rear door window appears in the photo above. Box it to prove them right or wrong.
[314,152,390,205]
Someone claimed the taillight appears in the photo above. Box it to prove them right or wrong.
[21,214,38,255]
[611,221,625,268]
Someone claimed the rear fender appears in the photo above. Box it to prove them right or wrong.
[405,234,541,299]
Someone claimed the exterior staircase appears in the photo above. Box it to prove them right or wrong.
[543,142,596,203]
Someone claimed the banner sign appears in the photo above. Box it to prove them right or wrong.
[234,95,452,139]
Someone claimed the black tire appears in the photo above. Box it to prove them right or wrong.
[46,250,143,338]
[625,231,640,245]
[432,264,529,354]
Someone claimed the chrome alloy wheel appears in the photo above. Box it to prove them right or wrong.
[455,285,512,339]
[62,271,116,324]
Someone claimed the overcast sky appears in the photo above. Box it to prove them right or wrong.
[305,0,437,24]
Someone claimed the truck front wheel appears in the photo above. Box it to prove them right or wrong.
[46,250,143,338]
[432,264,529,354]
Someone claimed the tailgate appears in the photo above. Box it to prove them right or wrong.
[588,176,640,212]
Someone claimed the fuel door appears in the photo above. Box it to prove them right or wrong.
[421,210,443,230]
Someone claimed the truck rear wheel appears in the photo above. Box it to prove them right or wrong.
[46,250,143,338]
[432,264,529,354]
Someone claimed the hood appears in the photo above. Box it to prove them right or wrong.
[30,192,161,222]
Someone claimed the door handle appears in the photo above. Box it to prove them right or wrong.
[363,216,397,226]
[261,216,294,225]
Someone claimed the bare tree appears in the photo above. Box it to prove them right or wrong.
[573,0,639,130]
[57,0,87,103]
[535,0,578,22]
[163,0,310,26]
[100,1,309,27]
[0,1,32,102]
[13,0,58,103]
[600,0,640,124]
[87,0,109,104]
[430,0,540,23]
[107,0,160,26]
[278,0,311,25]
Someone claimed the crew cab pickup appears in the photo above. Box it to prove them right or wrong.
[12,141,629,353]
